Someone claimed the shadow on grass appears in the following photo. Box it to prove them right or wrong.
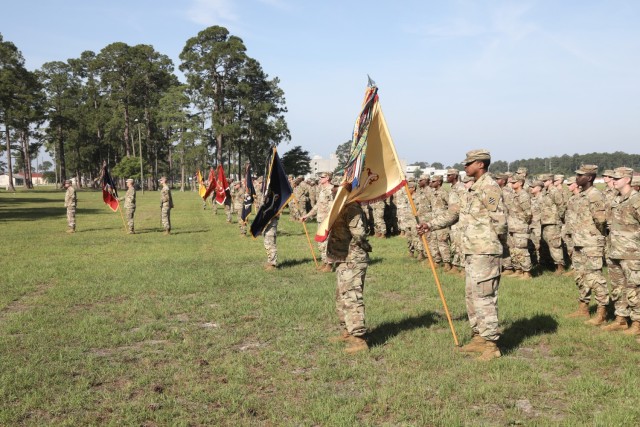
[171,229,210,235]
[279,258,313,269]
[500,314,558,354]
[368,311,442,348]
[0,207,103,222]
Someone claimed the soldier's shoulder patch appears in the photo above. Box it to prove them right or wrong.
[483,186,501,212]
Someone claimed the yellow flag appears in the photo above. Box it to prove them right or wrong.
[197,170,207,200]
[316,94,406,242]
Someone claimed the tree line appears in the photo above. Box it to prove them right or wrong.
[0,26,290,192]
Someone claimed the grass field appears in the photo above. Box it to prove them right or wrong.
[1,187,640,426]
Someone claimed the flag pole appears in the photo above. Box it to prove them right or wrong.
[293,194,319,269]
[405,182,460,347]
[117,203,127,233]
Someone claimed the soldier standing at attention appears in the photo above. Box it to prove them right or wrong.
[561,177,580,276]
[327,199,372,354]
[495,173,514,275]
[606,167,640,337]
[529,180,544,267]
[428,175,452,270]
[566,165,609,324]
[540,174,566,273]
[159,176,173,235]
[419,150,506,361]
[124,178,136,234]
[263,215,279,271]
[301,172,335,272]
[63,179,77,233]
[447,169,466,275]
[507,173,533,279]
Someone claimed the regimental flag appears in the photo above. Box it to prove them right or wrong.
[250,147,293,238]
[241,165,256,222]
[315,79,406,242]
[101,161,120,212]
[215,165,231,206]
[196,170,207,200]
[203,168,217,201]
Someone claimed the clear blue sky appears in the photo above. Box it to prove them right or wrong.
[2,0,639,167]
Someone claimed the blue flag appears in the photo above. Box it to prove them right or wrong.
[250,148,293,238]
[241,166,256,222]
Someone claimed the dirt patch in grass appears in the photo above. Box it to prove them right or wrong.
[0,282,54,317]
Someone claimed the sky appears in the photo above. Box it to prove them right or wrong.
[2,0,639,167]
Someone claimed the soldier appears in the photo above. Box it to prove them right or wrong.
[428,175,452,270]
[302,172,335,272]
[507,173,533,279]
[327,200,372,354]
[413,175,431,261]
[233,181,247,235]
[447,169,466,275]
[632,175,640,192]
[529,180,544,266]
[262,214,279,271]
[395,181,410,237]
[566,165,609,324]
[495,173,514,275]
[307,177,318,209]
[561,177,580,275]
[607,167,640,337]
[370,199,387,237]
[402,178,420,258]
[540,174,566,273]
[63,179,77,233]
[419,149,506,361]
[226,180,236,223]
[159,176,173,234]
[123,178,136,234]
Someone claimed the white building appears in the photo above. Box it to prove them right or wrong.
[308,154,339,177]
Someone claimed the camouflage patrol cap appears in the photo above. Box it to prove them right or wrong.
[126,178,134,183]
[446,168,459,176]
[530,179,544,188]
[575,164,598,175]
[64,179,72,185]
[539,174,553,182]
[431,175,443,182]
[419,174,430,181]
[159,176,167,182]
[602,169,614,177]
[631,175,640,186]
[407,178,417,189]
[566,176,577,185]
[461,175,474,183]
[612,167,633,179]
[509,173,525,183]
[553,174,565,182]
[516,167,528,175]
[462,149,491,164]
[319,171,333,179]
[494,172,509,181]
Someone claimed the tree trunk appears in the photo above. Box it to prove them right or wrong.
[57,123,66,181]
[4,126,16,192]
[123,105,131,157]
[21,130,33,189]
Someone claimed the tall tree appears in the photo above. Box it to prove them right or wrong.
[282,146,312,176]
[179,26,248,166]
[334,140,352,173]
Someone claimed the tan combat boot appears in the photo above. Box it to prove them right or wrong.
[502,269,514,276]
[323,263,333,273]
[520,271,532,280]
[566,302,590,319]
[476,340,501,361]
[554,264,565,275]
[344,336,368,354]
[585,305,607,326]
[458,335,486,353]
[417,252,425,261]
[622,320,640,336]
[601,316,629,332]
[328,329,350,343]
[442,263,452,272]
[512,270,523,277]
[263,263,277,271]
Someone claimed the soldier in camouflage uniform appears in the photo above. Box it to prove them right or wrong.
[495,173,514,275]
[395,184,410,237]
[447,169,466,274]
[233,181,247,235]
[566,165,610,324]
[292,177,310,220]
[327,200,372,354]
[529,180,544,266]
[507,173,533,279]
[420,149,506,361]
[159,176,173,234]
[302,172,335,272]
[540,174,566,273]
[307,177,318,209]
[371,200,387,237]
[561,177,580,274]
[428,175,452,270]
[606,167,640,337]
[412,176,431,261]
[123,178,136,234]
[63,179,77,233]
[263,215,279,271]
[401,178,420,258]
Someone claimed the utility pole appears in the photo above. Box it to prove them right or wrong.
[135,119,144,195]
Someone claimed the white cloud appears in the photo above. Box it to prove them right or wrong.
[186,0,238,26]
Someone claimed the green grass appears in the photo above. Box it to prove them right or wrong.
[1,187,639,426]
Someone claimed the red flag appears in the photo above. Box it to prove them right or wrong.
[203,168,217,200]
[101,162,120,212]
[215,165,231,205]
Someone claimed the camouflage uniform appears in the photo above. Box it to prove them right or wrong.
[448,178,467,268]
[234,183,246,235]
[64,181,77,232]
[412,182,431,259]
[305,177,334,264]
[307,178,318,209]
[327,202,371,338]
[608,168,640,325]
[427,152,506,343]
[427,178,451,265]
[371,200,386,237]
[395,187,410,236]
[603,172,627,319]
[529,182,544,264]
[572,181,608,307]
[263,216,279,267]
[225,183,235,222]
[402,180,421,258]
[124,182,136,234]
[562,177,579,261]
[160,180,173,232]
[497,174,514,272]
[507,175,532,273]
[540,175,565,269]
